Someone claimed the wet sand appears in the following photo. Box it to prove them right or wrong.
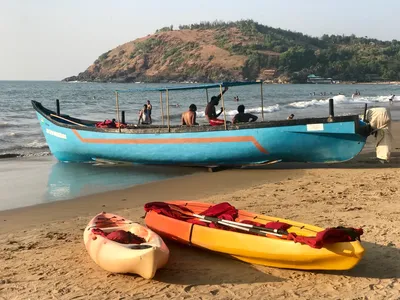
[0,123,399,299]
[0,157,199,212]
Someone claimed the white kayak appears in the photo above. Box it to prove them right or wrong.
[83,212,169,279]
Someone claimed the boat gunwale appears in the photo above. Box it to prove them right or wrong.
[32,100,367,135]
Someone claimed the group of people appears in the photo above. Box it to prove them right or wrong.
[181,87,258,126]
[138,100,152,125]
[134,88,398,127]
[310,92,333,96]
[138,88,263,127]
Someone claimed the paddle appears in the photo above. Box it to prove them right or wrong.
[208,217,288,236]
[198,217,287,238]
[167,204,288,238]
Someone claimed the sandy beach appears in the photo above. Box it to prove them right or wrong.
[0,125,399,299]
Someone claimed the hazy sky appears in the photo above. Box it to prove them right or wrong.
[1,0,399,80]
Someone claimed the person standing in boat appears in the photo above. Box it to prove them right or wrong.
[181,104,198,126]
[232,105,258,124]
[205,87,228,125]
[138,104,151,125]
[147,100,152,124]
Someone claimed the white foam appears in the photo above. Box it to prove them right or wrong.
[332,95,347,102]
[0,132,23,141]
[348,95,398,103]
[6,132,19,137]
[196,111,205,117]
[286,94,400,110]
[22,151,51,157]
[24,140,48,149]
[197,104,280,117]
[288,99,329,109]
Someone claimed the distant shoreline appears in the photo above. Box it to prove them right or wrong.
[62,79,400,85]
[349,81,400,85]
[1,79,399,85]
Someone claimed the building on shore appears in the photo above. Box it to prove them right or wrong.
[307,74,335,84]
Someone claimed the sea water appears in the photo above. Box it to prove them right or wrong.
[0,157,197,211]
[1,81,399,211]
[1,80,399,158]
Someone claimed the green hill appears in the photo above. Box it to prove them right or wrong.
[63,20,400,83]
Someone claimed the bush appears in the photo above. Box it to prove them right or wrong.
[98,50,111,61]
[135,38,162,54]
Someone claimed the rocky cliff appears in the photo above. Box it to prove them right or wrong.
[63,20,400,83]
[63,21,280,83]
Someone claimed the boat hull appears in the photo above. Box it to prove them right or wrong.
[83,212,169,279]
[34,102,368,166]
[144,201,365,271]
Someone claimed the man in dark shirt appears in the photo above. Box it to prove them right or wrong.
[204,87,228,122]
[232,105,258,124]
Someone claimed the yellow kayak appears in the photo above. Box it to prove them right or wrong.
[144,201,365,270]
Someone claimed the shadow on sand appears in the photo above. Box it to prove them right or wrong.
[152,240,398,286]
[336,241,399,279]
[240,151,400,171]
[153,241,284,285]
[310,241,400,279]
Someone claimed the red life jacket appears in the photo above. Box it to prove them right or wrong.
[96,120,116,128]
[95,120,126,129]
[209,119,225,126]
[115,122,127,129]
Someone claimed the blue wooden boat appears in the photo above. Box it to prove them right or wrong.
[32,82,371,166]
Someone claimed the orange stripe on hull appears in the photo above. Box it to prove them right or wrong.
[71,129,268,154]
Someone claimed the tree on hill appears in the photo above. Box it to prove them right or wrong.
[175,19,400,82]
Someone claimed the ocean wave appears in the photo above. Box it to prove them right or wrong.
[0,133,20,143]
[196,104,281,117]
[0,151,51,159]
[0,138,50,159]
[1,140,49,152]
[286,94,398,110]
[0,122,13,128]
[0,142,49,153]
[24,140,48,149]
[0,153,21,159]
[21,151,51,157]
[288,99,329,109]
[4,132,22,137]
